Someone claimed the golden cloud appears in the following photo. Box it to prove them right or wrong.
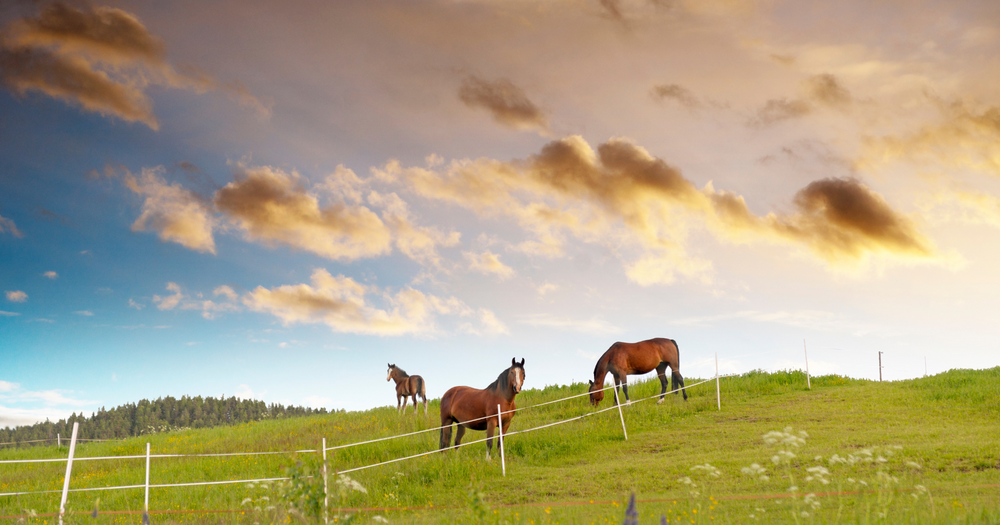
[860,103,1000,176]
[215,166,393,261]
[124,168,217,254]
[385,135,940,284]
[458,75,549,134]
[0,2,267,129]
[242,268,481,336]
[465,251,515,279]
[367,190,460,268]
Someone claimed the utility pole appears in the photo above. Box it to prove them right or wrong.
[878,351,883,382]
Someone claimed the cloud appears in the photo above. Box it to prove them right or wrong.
[0,381,19,392]
[0,213,24,237]
[860,102,1000,177]
[153,282,183,310]
[383,135,940,284]
[43,271,58,279]
[804,73,852,109]
[650,83,703,109]
[458,75,549,134]
[477,308,509,336]
[6,290,27,302]
[0,311,21,317]
[215,166,393,261]
[150,282,240,319]
[465,251,514,279]
[128,298,145,310]
[537,282,558,296]
[598,0,625,22]
[367,190,460,267]
[0,405,77,428]
[213,285,238,301]
[0,2,267,129]
[750,97,812,127]
[242,268,481,336]
[749,74,853,127]
[669,309,892,337]
[73,310,94,316]
[518,313,621,335]
[234,384,263,400]
[123,167,217,253]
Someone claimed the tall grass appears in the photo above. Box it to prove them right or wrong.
[2,368,998,524]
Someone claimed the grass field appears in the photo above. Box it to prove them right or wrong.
[2,367,999,524]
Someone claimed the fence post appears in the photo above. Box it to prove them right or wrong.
[496,405,506,477]
[715,353,721,411]
[803,340,811,390]
[143,442,151,525]
[58,422,79,525]
[322,438,328,525]
[613,384,628,440]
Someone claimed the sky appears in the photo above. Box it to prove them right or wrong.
[2,0,999,428]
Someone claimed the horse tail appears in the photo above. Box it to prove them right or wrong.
[417,376,426,399]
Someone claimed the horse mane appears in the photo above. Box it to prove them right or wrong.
[486,366,507,393]
[593,344,615,379]
[393,366,409,378]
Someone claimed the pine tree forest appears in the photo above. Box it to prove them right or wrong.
[0,396,330,447]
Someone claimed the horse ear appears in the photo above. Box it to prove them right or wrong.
[519,358,525,366]
[511,357,516,366]
[588,380,593,386]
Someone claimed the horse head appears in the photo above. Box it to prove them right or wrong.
[509,357,526,394]
[588,379,605,406]
[387,364,395,382]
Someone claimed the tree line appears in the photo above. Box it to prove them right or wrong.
[0,395,329,447]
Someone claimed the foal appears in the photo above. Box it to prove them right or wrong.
[386,364,428,415]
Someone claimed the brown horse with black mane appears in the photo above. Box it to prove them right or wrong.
[387,364,428,415]
[439,358,525,458]
[588,338,686,406]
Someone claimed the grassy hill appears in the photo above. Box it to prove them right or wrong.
[2,368,999,524]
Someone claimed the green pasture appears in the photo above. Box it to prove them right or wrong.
[2,367,999,524]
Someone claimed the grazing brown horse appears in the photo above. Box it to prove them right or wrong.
[588,338,686,406]
[387,364,428,415]
[439,358,525,459]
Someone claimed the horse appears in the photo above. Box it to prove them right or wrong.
[386,364,428,415]
[439,358,525,459]
[587,338,686,406]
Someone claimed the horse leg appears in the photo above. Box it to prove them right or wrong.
[454,425,467,451]
[397,393,403,414]
[485,419,496,460]
[400,394,409,414]
[439,422,452,450]
[618,375,631,404]
[656,363,669,404]
[423,394,428,415]
[673,370,688,401]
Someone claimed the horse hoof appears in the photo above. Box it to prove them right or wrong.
[656,398,664,405]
